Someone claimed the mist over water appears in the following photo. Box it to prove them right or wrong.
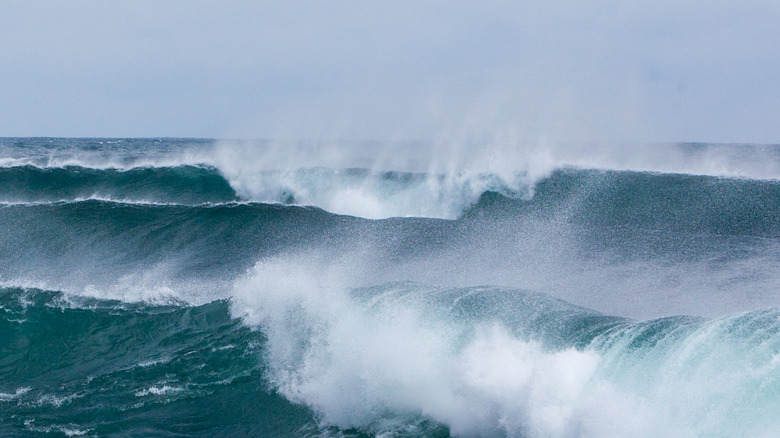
[231,260,780,437]
[2,137,779,319]
[209,139,780,219]
[3,1,780,435]
[1,138,779,436]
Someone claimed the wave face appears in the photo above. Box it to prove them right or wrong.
[231,276,780,438]
[0,165,238,204]
[2,138,780,437]
[0,287,315,437]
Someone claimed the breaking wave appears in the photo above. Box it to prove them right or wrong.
[2,138,780,437]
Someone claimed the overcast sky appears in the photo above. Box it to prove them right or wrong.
[1,0,779,143]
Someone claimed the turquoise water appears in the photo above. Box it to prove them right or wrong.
[1,138,779,437]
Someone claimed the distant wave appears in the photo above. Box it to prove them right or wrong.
[0,137,212,170]
[1,169,779,304]
[5,138,780,220]
[4,162,780,225]
[0,164,237,205]
[2,169,779,272]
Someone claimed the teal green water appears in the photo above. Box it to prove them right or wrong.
[1,138,779,437]
[0,288,319,436]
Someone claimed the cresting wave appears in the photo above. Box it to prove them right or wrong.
[2,162,780,228]
[2,138,780,437]
[2,165,780,317]
[3,138,780,219]
[0,163,526,218]
[231,262,780,437]
[3,278,776,436]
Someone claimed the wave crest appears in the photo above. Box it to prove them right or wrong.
[231,257,780,437]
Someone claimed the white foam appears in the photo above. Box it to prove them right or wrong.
[1,264,231,307]
[23,420,90,437]
[0,141,212,171]
[231,256,600,436]
[0,197,201,207]
[6,139,780,219]
[36,392,82,408]
[209,140,780,219]
[231,255,780,437]
[0,387,31,401]
[135,385,183,397]
[136,357,172,368]
[215,167,532,219]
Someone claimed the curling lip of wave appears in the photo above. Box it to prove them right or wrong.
[230,271,780,438]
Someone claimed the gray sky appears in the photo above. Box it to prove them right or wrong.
[1,0,779,143]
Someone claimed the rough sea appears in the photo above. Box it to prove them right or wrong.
[1,138,779,437]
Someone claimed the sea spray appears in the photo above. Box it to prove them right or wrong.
[231,257,780,437]
[231,258,603,437]
[2,138,780,437]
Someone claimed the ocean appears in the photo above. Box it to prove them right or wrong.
[1,138,778,437]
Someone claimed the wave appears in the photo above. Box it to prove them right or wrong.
[4,139,780,436]
[4,160,780,233]
[5,138,780,220]
[0,161,529,218]
[0,199,356,304]
[175,163,780,229]
[3,166,779,235]
[217,166,531,219]
[0,164,238,205]
[2,168,779,318]
[472,168,780,237]
[230,266,780,437]
[208,139,780,217]
[3,282,778,437]
[0,287,318,437]
[0,137,212,170]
